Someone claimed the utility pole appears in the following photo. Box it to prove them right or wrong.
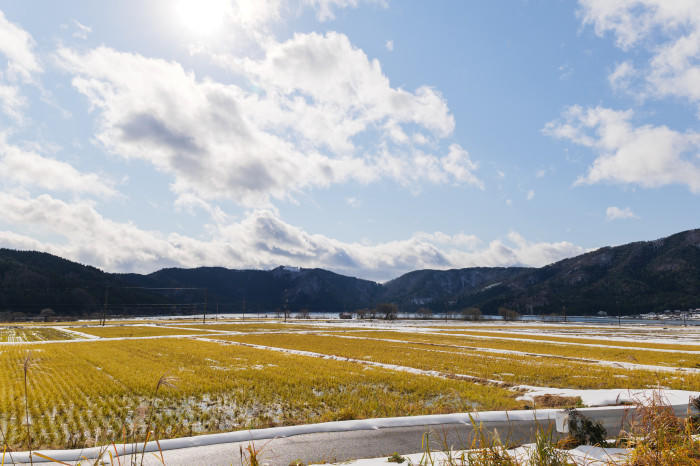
[282,288,288,323]
[102,287,109,326]
[203,288,208,324]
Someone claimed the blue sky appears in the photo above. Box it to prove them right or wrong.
[0,0,698,281]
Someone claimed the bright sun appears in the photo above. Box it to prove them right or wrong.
[175,0,228,36]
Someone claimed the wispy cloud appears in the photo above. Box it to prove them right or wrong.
[606,206,639,221]
[71,19,92,39]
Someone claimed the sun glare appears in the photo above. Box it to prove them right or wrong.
[175,0,228,36]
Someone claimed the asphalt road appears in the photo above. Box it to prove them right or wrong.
[126,404,694,465]
[140,420,555,466]
[11,404,692,465]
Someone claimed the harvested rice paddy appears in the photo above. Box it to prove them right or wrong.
[0,327,79,342]
[72,325,213,338]
[0,318,698,450]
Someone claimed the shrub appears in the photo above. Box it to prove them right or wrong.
[498,307,520,321]
[461,307,482,321]
[566,408,607,447]
[387,452,405,463]
[376,303,398,320]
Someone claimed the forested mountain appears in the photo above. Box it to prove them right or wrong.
[461,228,700,315]
[0,229,698,318]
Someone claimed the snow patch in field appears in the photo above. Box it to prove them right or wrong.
[57,326,100,339]
[322,333,700,373]
[517,386,699,407]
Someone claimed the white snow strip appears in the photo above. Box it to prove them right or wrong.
[55,326,100,339]
[434,328,700,350]
[320,333,700,374]
[0,332,216,346]
[337,444,632,466]
[155,324,238,334]
[0,327,357,346]
[195,337,700,408]
[200,336,700,408]
[516,386,700,408]
[402,329,700,354]
[194,336,506,385]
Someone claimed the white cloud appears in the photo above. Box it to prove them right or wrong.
[385,39,394,51]
[441,144,483,188]
[544,105,700,193]
[173,192,230,224]
[608,61,636,91]
[526,189,535,200]
[558,63,573,80]
[0,192,585,280]
[302,0,386,22]
[0,134,117,197]
[71,20,92,40]
[345,196,361,207]
[57,35,478,206]
[500,232,586,268]
[238,32,455,149]
[0,84,25,121]
[606,206,639,221]
[579,0,700,112]
[0,10,41,122]
[0,10,41,82]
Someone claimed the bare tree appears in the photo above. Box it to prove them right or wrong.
[461,307,482,321]
[417,307,433,320]
[39,308,55,322]
[498,307,520,321]
[376,303,399,320]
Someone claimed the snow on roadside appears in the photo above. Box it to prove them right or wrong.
[331,444,630,465]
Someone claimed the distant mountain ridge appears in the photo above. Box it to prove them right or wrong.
[0,228,698,317]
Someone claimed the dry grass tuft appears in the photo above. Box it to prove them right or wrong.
[623,391,700,465]
[532,395,583,409]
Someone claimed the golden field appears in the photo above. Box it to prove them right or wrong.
[0,319,697,450]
